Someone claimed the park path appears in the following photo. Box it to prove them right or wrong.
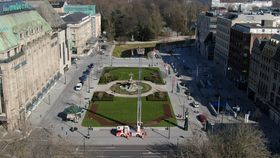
[95,80,166,97]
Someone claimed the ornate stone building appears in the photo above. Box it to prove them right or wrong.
[0,5,60,131]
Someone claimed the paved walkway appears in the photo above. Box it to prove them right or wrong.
[96,80,166,97]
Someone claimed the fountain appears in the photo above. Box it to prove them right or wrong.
[119,73,141,92]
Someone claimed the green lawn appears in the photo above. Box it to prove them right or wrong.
[82,97,176,127]
[99,67,164,84]
[113,42,157,57]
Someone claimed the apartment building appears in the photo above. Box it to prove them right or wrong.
[28,0,71,74]
[214,13,280,77]
[63,4,101,38]
[248,35,280,125]
[196,11,218,60]
[208,0,272,11]
[0,4,60,131]
[228,21,279,89]
[62,12,92,55]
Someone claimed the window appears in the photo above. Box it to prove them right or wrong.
[14,48,17,54]
[276,96,280,108]
[275,63,279,70]
[278,86,280,95]
[20,33,23,39]
[7,51,10,58]
[273,83,276,91]
[274,73,277,80]
[25,31,28,36]
[270,92,275,103]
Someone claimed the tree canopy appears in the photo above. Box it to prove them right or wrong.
[67,0,208,41]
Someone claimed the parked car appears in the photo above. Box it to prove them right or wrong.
[79,75,87,82]
[75,83,83,91]
[88,63,94,68]
[197,114,207,124]
[190,101,199,108]
[83,70,90,75]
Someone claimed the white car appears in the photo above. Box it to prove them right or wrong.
[75,83,82,91]
[191,101,199,108]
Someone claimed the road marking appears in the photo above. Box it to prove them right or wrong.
[142,152,161,155]
[105,147,116,149]
[120,156,131,158]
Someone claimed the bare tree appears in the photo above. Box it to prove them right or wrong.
[182,123,270,158]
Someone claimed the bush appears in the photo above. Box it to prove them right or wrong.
[92,92,114,101]
[146,92,168,101]
[99,74,118,84]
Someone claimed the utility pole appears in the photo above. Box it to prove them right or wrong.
[64,74,67,84]
[87,76,90,93]
[136,48,143,132]
[196,65,199,80]
[168,124,170,139]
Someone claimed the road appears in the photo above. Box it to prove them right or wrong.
[73,145,181,158]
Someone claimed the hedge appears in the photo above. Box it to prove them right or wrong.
[146,92,168,101]
[92,92,114,101]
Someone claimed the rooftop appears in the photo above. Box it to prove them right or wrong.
[64,5,96,15]
[62,12,89,24]
[0,0,33,15]
[27,0,66,29]
[0,10,52,52]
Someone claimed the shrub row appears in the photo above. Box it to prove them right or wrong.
[146,92,168,101]
[92,92,114,101]
[99,74,118,84]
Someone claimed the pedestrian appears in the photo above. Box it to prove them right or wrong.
[61,126,63,131]
[40,114,42,118]
[66,131,68,135]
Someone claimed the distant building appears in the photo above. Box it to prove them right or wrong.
[214,13,280,77]
[28,0,71,74]
[64,5,96,15]
[63,4,101,38]
[50,1,67,13]
[196,11,218,60]
[228,21,279,89]
[0,2,60,131]
[208,0,273,12]
[248,35,280,125]
[62,12,92,55]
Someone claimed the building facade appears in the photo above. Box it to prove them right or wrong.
[208,0,273,11]
[228,21,279,89]
[214,13,280,77]
[62,13,92,55]
[248,35,280,125]
[0,8,60,131]
[28,0,71,74]
[63,4,101,38]
[196,12,218,60]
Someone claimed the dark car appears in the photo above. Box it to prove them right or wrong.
[83,70,90,75]
[79,75,88,81]
[88,63,94,68]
